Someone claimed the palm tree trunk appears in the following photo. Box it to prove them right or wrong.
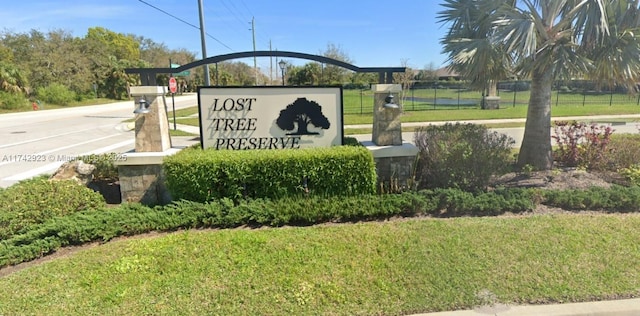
[517,67,554,170]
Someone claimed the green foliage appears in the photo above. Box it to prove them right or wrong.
[36,83,76,105]
[164,146,377,202]
[0,188,539,268]
[541,186,640,212]
[619,165,640,186]
[414,123,515,192]
[607,134,640,170]
[0,178,105,240]
[0,91,28,110]
[552,121,614,170]
[420,187,535,216]
[75,153,119,180]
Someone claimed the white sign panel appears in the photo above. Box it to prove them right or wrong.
[198,87,343,150]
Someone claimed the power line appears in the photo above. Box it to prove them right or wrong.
[136,0,234,52]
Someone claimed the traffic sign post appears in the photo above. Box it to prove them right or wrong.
[169,77,178,94]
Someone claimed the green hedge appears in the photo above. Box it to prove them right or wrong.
[0,178,105,240]
[164,146,377,202]
[4,185,640,268]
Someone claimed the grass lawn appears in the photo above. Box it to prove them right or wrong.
[1,214,639,315]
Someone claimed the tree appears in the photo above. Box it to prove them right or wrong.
[439,0,513,97]
[393,59,415,105]
[0,61,28,94]
[439,0,640,170]
[276,98,331,135]
[319,43,353,84]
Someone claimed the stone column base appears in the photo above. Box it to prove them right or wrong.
[362,141,419,192]
[115,149,180,205]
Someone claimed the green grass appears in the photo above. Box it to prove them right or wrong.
[1,214,638,315]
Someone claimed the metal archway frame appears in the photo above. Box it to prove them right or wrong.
[125,50,405,85]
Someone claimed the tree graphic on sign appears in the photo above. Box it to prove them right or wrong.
[276,97,331,135]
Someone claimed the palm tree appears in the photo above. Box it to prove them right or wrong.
[438,0,514,98]
[0,61,28,94]
[439,0,640,170]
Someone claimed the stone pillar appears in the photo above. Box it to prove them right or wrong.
[116,86,175,205]
[483,96,500,110]
[372,84,403,146]
[129,86,172,152]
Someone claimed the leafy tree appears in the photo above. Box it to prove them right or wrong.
[319,43,353,84]
[439,0,640,170]
[276,98,331,135]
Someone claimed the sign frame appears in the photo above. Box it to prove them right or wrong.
[197,86,344,150]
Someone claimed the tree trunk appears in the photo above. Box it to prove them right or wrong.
[517,67,554,170]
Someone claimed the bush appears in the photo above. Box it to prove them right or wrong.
[0,91,28,110]
[36,83,76,106]
[607,134,640,170]
[552,121,613,170]
[414,123,515,192]
[75,153,119,181]
[541,186,640,212]
[0,178,105,240]
[164,146,377,202]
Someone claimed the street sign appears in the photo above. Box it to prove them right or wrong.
[170,63,191,77]
[169,77,177,94]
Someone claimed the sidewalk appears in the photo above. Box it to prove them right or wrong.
[412,297,640,316]
[344,113,640,129]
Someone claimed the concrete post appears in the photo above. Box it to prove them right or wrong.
[372,84,403,146]
[129,86,172,152]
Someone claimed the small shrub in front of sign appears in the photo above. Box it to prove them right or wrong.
[163,146,376,202]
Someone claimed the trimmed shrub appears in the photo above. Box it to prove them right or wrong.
[414,123,515,192]
[36,83,76,106]
[164,146,377,202]
[0,178,105,240]
[541,185,640,212]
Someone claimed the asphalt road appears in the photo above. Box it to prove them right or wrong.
[0,94,197,188]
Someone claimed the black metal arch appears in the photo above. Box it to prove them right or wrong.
[125,50,405,85]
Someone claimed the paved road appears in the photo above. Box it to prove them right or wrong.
[0,94,197,188]
[349,117,640,147]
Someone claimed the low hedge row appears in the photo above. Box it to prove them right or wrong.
[164,146,377,202]
[3,185,640,268]
[0,177,105,240]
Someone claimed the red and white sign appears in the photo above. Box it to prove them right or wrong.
[169,77,177,94]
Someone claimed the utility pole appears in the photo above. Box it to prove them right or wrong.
[250,16,258,85]
[269,40,273,84]
[198,0,210,86]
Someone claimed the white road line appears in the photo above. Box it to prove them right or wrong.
[0,125,116,149]
[0,134,122,167]
[2,139,134,181]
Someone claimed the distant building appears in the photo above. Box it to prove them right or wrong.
[435,67,460,81]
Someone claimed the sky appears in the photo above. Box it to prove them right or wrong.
[1,0,450,72]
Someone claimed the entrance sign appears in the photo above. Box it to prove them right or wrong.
[198,86,343,150]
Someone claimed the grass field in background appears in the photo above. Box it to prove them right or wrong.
[1,214,638,315]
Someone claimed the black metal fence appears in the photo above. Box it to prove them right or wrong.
[346,80,640,115]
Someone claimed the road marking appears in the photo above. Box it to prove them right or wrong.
[0,125,117,149]
[0,134,123,167]
[2,139,134,182]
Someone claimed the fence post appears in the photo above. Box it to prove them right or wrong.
[609,89,613,106]
[513,83,517,108]
[583,91,586,107]
[360,89,363,114]
[433,82,437,110]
